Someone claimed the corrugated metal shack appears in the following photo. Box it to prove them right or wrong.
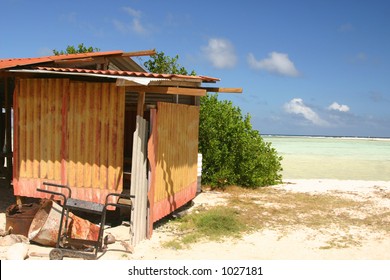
[0,50,242,244]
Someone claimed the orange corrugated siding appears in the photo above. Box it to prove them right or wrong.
[15,79,65,181]
[149,102,199,222]
[13,78,125,204]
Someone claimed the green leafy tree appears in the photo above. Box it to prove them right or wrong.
[144,51,196,76]
[53,43,100,55]
[144,51,283,187]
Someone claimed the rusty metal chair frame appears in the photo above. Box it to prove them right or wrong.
[37,182,134,260]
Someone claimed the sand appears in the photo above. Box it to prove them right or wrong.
[1,179,390,260]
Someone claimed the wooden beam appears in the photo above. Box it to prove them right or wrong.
[53,57,94,64]
[148,80,202,87]
[137,92,145,117]
[53,57,107,67]
[117,78,203,87]
[122,49,156,57]
[201,87,243,93]
[171,77,203,83]
[125,86,207,96]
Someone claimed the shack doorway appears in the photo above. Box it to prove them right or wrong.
[0,77,14,187]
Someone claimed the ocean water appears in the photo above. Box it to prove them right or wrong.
[263,136,390,181]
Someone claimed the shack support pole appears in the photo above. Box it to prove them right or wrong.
[137,91,145,117]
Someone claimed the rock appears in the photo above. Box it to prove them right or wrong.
[0,226,13,237]
[0,234,29,246]
[0,229,9,237]
[6,243,29,260]
[104,233,116,245]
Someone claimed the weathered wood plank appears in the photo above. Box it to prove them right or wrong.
[47,80,55,180]
[40,79,48,179]
[91,83,100,188]
[61,79,69,185]
[201,87,243,93]
[25,79,33,178]
[32,79,40,179]
[137,91,145,117]
[99,83,109,190]
[115,86,125,189]
[84,83,92,188]
[17,79,26,178]
[122,49,156,57]
[75,82,85,188]
[12,79,20,182]
[54,79,62,181]
[107,84,116,190]
[67,82,76,187]
[124,86,207,96]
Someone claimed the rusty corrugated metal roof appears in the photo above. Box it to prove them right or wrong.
[0,50,220,83]
[0,50,124,70]
[33,66,220,82]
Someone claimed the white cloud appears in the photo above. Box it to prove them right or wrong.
[123,7,142,18]
[202,38,237,69]
[248,52,300,77]
[328,102,350,112]
[113,7,148,35]
[132,18,147,34]
[284,98,329,126]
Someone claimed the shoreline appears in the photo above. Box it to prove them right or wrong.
[280,178,390,193]
[263,135,390,141]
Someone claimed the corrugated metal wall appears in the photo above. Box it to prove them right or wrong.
[13,78,66,186]
[66,82,125,193]
[149,102,199,222]
[13,78,125,204]
[130,116,148,245]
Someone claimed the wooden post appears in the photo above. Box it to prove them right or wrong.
[137,92,145,117]
[4,78,12,184]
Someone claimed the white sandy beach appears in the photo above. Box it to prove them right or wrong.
[1,179,390,260]
[128,179,390,260]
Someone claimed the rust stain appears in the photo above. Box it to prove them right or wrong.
[68,213,100,241]
[13,78,125,205]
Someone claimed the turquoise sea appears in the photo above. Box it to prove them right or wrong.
[263,136,390,181]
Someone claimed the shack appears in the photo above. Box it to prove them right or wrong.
[0,50,241,244]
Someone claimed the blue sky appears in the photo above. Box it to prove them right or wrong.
[1,0,390,137]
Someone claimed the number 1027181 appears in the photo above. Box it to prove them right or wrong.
[221,266,263,276]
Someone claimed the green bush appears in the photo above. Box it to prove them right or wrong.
[199,94,283,188]
[143,51,283,188]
